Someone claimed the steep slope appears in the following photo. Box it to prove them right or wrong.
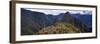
[72,13,92,32]
[72,14,92,27]
[21,8,49,35]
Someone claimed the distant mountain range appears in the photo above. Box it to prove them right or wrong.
[21,8,92,35]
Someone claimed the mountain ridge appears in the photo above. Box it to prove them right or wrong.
[21,8,92,35]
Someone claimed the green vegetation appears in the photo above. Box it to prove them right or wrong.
[21,9,89,35]
[36,22,81,34]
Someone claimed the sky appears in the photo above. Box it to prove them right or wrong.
[24,8,92,15]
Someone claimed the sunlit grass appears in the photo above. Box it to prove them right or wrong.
[36,22,81,34]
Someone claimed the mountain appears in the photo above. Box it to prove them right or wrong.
[55,13,65,20]
[21,8,48,35]
[79,15,92,32]
[21,8,57,35]
[72,13,92,32]
[36,12,90,34]
[55,12,89,32]
[79,15,92,26]
[21,8,92,35]
[72,14,92,26]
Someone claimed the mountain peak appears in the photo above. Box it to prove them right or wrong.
[65,12,71,15]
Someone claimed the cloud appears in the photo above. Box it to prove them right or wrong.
[24,8,92,15]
